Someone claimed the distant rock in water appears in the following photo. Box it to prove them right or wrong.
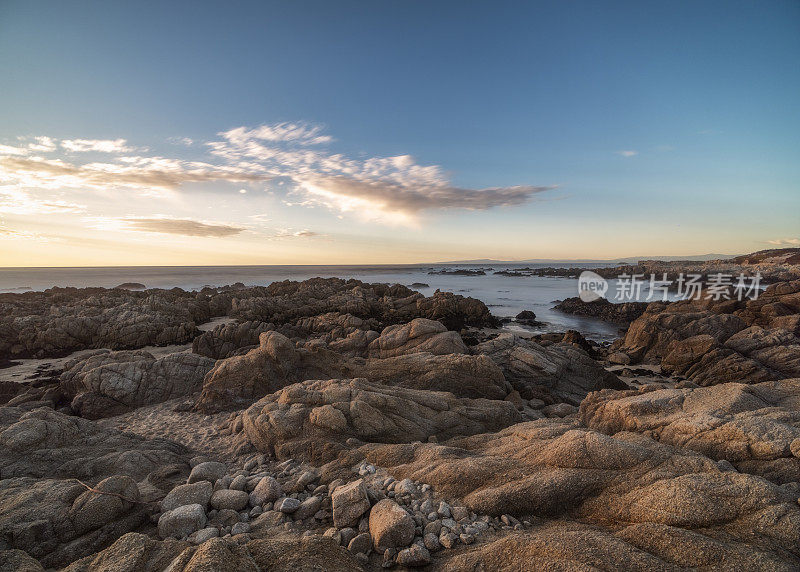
[113,282,146,290]
[553,296,648,323]
[409,282,430,288]
[515,310,540,325]
[428,269,486,276]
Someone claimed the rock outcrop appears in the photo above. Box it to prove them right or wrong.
[195,331,352,413]
[475,333,625,404]
[0,287,210,359]
[616,280,800,385]
[366,319,468,358]
[363,420,800,568]
[581,379,800,484]
[60,350,215,419]
[196,330,506,412]
[0,407,191,567]
[553,296,649,323]
[238,378,521,463]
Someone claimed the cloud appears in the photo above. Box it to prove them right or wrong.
[766,238,800,246]
[0,155,271,194]
[0,186,85,215]
[61,138,133,153]
[1,121,554,227]
[122,217,245,237]
[616,150,638,157]
[208,123,554,223]
[221,123,332,146]
[297,175,553,221]
[0,225,54,242]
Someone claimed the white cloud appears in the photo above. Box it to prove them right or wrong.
[0,155,271,194]
[61,138,133,153]
[86,216,246,237]
[616,150,638,157]
[766,238,800,246]
[221,122,333,146]
[208,122,554,223]
[0,121,554,228]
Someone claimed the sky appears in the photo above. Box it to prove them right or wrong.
[0,0,798,266]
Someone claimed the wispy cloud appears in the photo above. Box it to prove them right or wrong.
[61,138,134,153]
[616,150,638,157]
[767,238,800,246]
[0,122,554,227]
[208,122,554,223]
[0,155,271,194]
[121,217,245,237]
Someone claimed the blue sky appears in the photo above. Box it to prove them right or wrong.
[0,0,798,265]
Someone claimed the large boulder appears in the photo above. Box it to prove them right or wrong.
[366,319,468,358]
[358,352,508,400]
[60,350,215,419]
[475,333,625,404]
[196,330,507,413]
[192,320,274,359]
[581,379,800,484]
[194,331,351,413]
[0,476,149,568]
[237,378,521,463]
[369,499,415,551]
[0,406,188,480]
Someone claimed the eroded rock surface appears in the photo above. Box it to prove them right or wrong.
[60,350,214,419]
[581,379,800,484]
[475,333,625,404]
[239,378,521,463]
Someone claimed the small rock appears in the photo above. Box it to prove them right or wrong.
[396,544,431,567]
[369,499,416,551]
[210,489,249,511]
[348,532,372,554]
[158,504,207,539]
[188,462,227,484]
[231,522,251,535]
[340,527,358,547]
[332,479,371,528]
[276,497,301,514]
[161,481,213,512]
[439,531,458,549]
[229,475,248,491]
[188,527,220,544]
[250,476,283,506]
[294,495,322,520]
[423,532,441,551]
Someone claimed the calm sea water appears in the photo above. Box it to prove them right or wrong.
[0,264,637,341]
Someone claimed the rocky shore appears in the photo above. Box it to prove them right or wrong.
[2,261,800,570]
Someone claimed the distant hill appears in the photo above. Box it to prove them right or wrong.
[438,253,739,265]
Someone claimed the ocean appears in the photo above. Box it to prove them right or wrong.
[0,263,644,341]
